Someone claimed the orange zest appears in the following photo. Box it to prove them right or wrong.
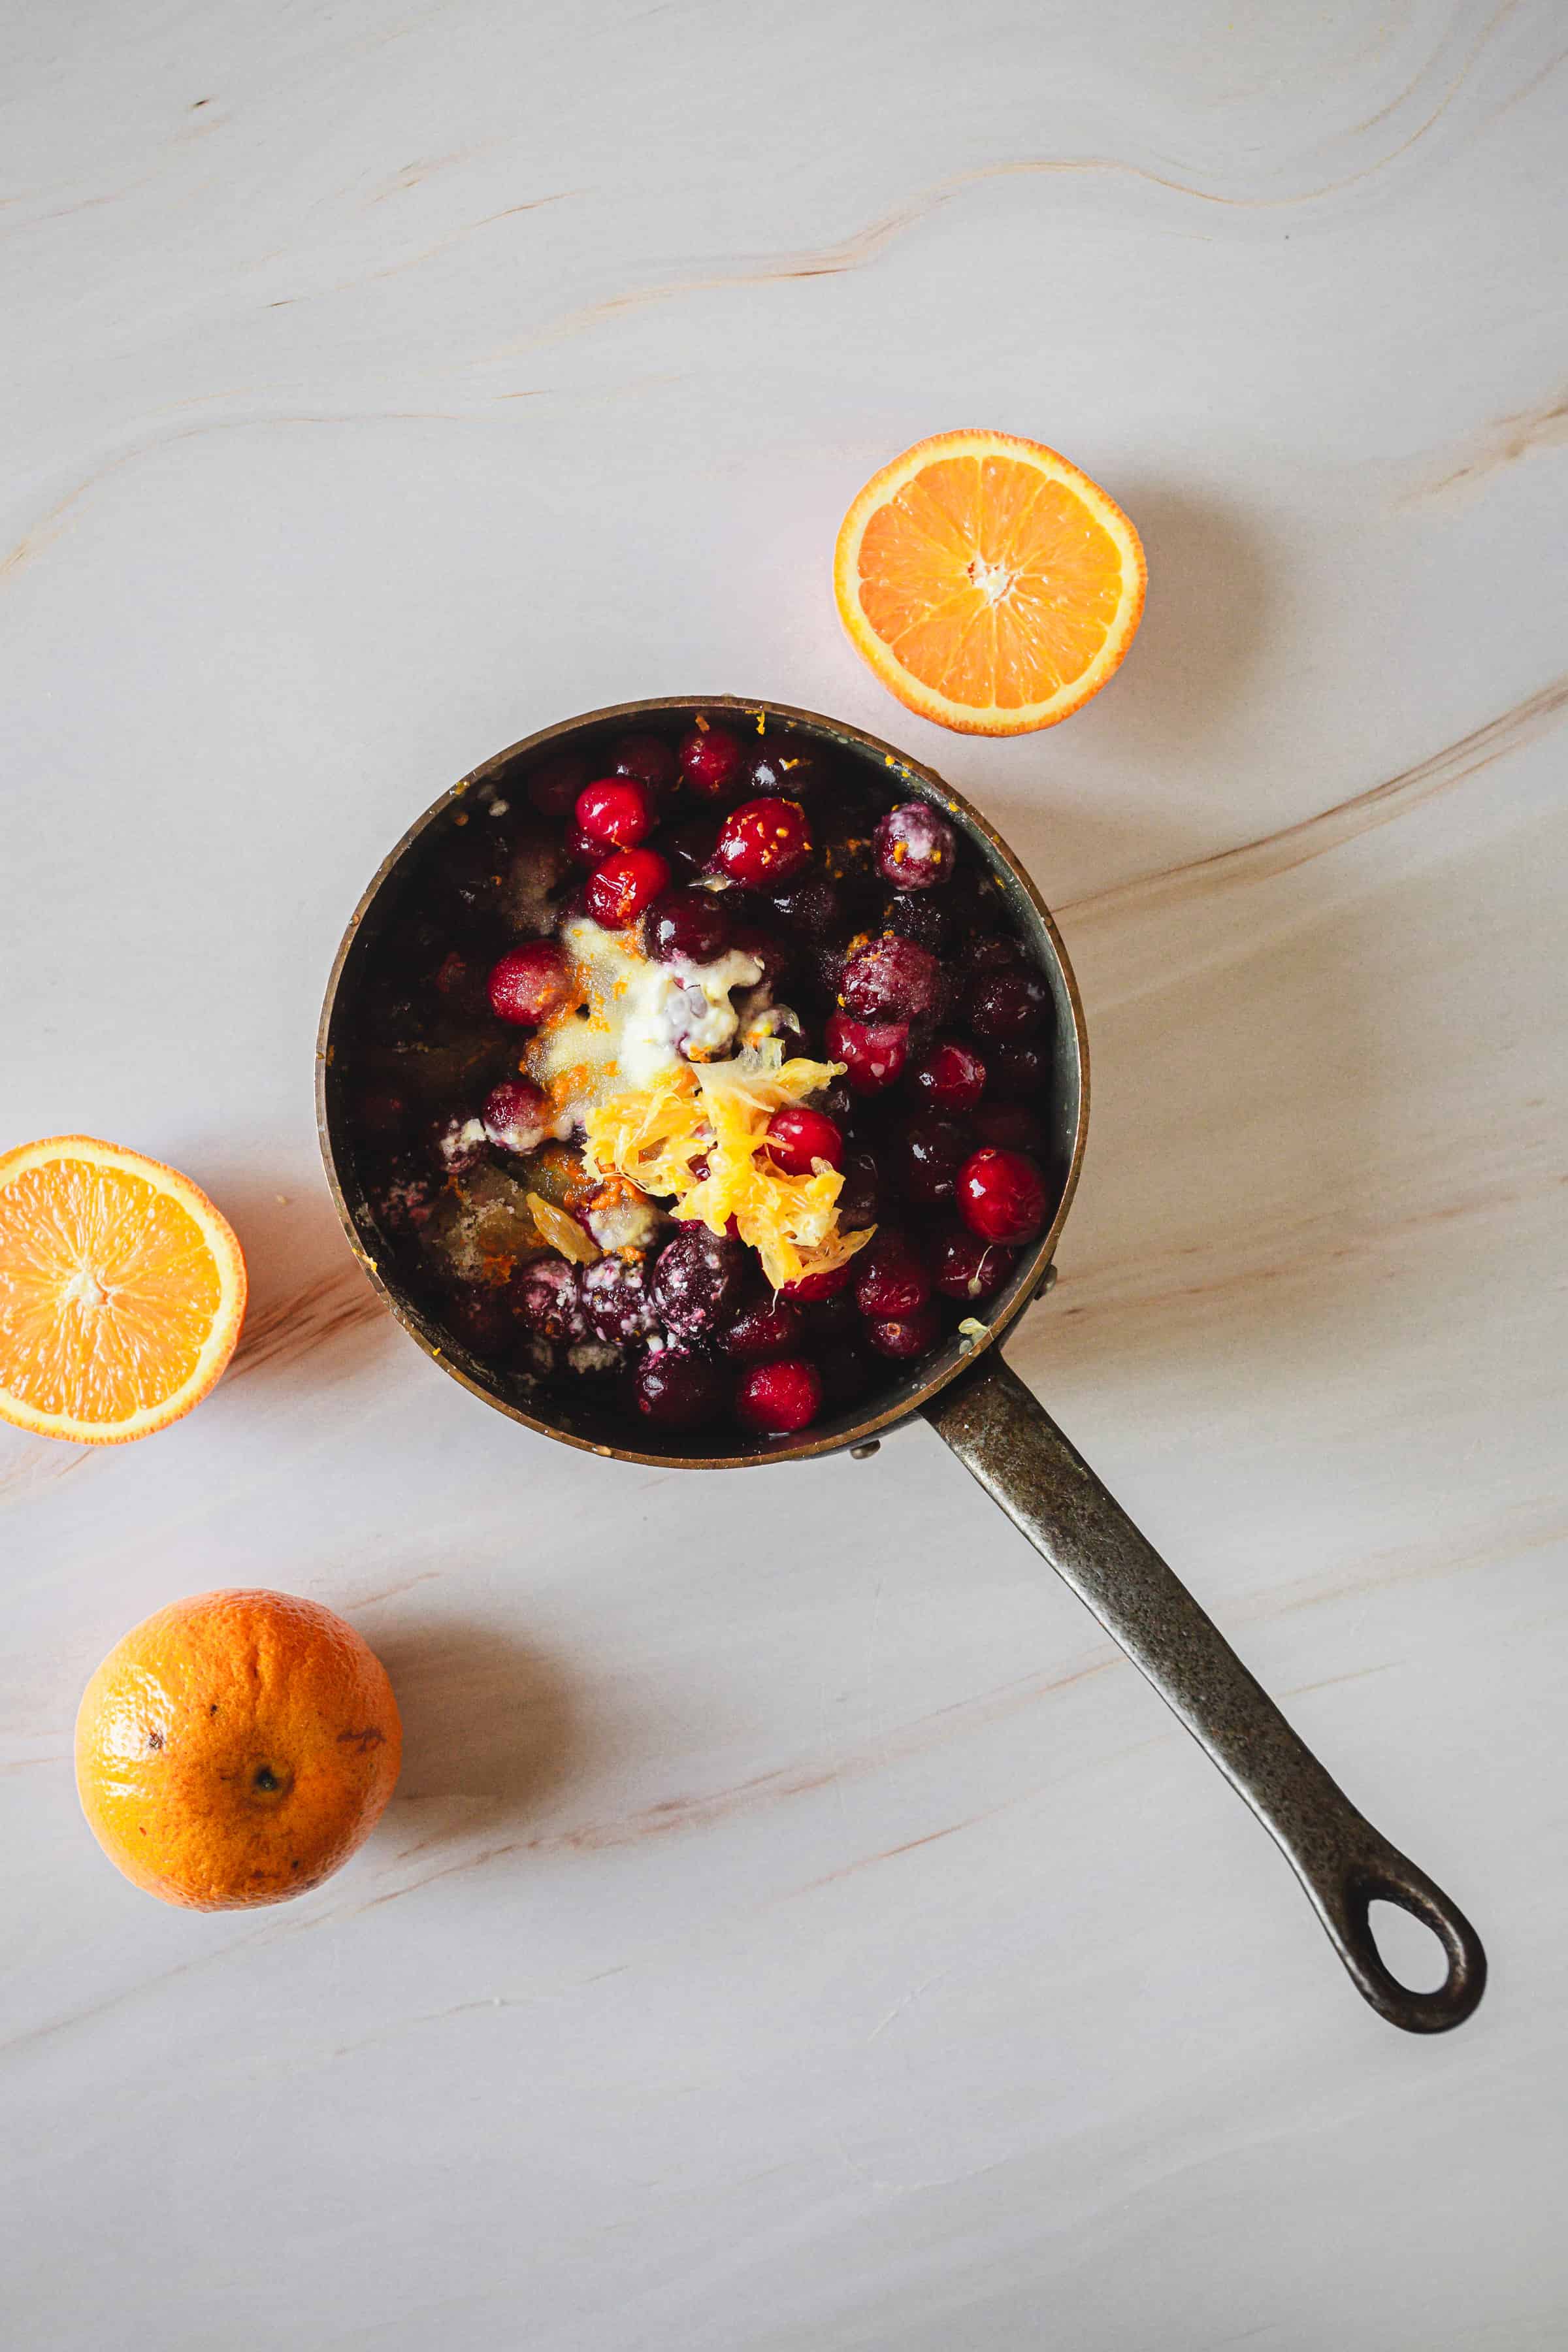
[0,1136,246,1445]
[834,429,1145,734]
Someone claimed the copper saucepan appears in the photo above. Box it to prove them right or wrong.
[318,694,1486,2033]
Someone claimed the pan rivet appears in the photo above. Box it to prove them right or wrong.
[850,1441,881,1460]
[1035,1262,1058,1298]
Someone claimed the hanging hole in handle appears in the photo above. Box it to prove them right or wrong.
[1337,1859,1486,2032]
[1367,1899,1448,1995]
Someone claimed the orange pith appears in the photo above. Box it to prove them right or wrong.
[834,431,1146,735]
[0,1137,246,1444]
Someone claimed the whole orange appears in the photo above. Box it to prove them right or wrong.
[74,1590,402,1910]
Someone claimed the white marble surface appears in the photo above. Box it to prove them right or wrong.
[3,3,1567,2344]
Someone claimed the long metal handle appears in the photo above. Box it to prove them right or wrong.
[923,1353,1486,2032]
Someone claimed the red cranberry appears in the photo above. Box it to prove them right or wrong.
[651,1224,746,1337]
[840,935,944,1023]
[973,1102,1047,1154]
[855,1233,930,1320]
[587,849,670,929]
[875,801,956,890]
[576,776,656,850]
[632,1348,723,1431]
[488,940,571,1025]
[780,1260,853,1303]
[825,1011,908,1093]
[712,797,813,887]
[989,1041,1047,1098]
[482,1079,548,1153]
[581,1255,660,1345]
[864,1303,941,1360]
[886,893,950,954]
[609,732,678,793]
[644,886,733,965]
[735,1356,822,1435]
[769,875,841,939]
[956,1148,1049,1244]
[721,1299,802,1359]
[748,733,828,798]
[527,752,587,818]
[911,1038,986,1113]
[834,1149,880,1229]
[932,1227,1018,1302]
[765,1105,844,1175]
[512,1256,588,1341]
[663,816,721,876]
[968,964,1049,1039]
[678,723,748,798]
[566,821,604,865]
[894,1113,971,1205]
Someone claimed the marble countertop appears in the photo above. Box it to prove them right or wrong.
[3,4,1566,2345]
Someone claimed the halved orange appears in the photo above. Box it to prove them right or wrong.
[834,430,1146,735]
[0,1137,246,1445]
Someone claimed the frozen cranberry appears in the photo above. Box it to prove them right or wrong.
[765,1105,844,1175]
[968,963,1049,1039]
[864,1303,941,1360]
[644,886,732,966]
[609,732,678,794]
[817,1343,873,1407]
[662,816,720,877]
[482,1079,548,1154]
[712,798,813,887]
[911,1038,986,1113]
[894,1113,971,1205]
[961,931,1026,975]
[973,1102,1047,1154]
[587,848,670,928]
[780,1260,853,1303]
[431,1113,488,1175]
[769,875,841,939]
[527,752,587,817]
[576,776,656,851]
[651,1224,746,1337]
[581,1255,660,1345]
[855,1233,930,1320]
[957,1148,1048,1244]
[840,935,944,1024]
[748,733,828,799]
[826,1011,908,1093]
[721,1299,802,1359]
[735,1356,822,1435]
[488,940,571,1025]
[932,1226,1018,1302]
[886,892,950,954]
[512,1256,588,1341]
[679,723,748,799]
[989,1041,1047,1098]
[875,801,956,890]
[834,1149,880,1229]
[632,1348,723,1431]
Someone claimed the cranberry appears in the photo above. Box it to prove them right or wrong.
[565,821,604,865]
[894,1112,971,1205]
[721,1299,802,1359]
[810,1078,855,1128]
[735,1356,823,1435]
[973,1102,1047,1154]
[712,797,813,887]
[886,892,950,954]
[576,776,656,850]
[765,1105,844,1175]
[679,723,748,799]
[609,732,678,794]
[632,1348,723,1431]
[961,932,1026,975]
[581,1255,661,1345]
[825,1011,908,1093]
[855,1233,930,1320]
[780,1260,853,1303]
[834,1149,880,1229]
[817,1343,873,1407]
[527,752,587,818]
[431,1113,487,1175]
[769,875,841,939]
[956,1148,1049,1244]
[911,1038,986,1113]
[512,1256,588,1341]
[932,1226,1018,1302]
[748,733,828,799]
[482,1079,548,1154]
[662,816,720,877]
[989,1041,1047,1098]
[875,801,956,890]
[840,935,944,1024]
[488,940,571,1025]
[864,1303,941,1360]
[644,886,732,966]
[651,1224,746,1337]
[728,921,793,992]
[968,963,1049,1039]
[586,848,670,928]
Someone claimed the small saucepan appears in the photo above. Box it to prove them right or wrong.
[318,695,1485,2033]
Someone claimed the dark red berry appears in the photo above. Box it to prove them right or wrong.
[581,1255,661,1345]
[662,816,721,877]
[855,1233,930,1320]
[912,1038,986,1113]
[875,801,956,890]
[765,1105,844,1175]
[721,1300,803,1360]
[678,723,748,799]
[482,1079,548,1153]
[780,1260,853,1303]
[768,875,841,939]
[586,848,670,928]
[989,1041,1047,1098]
[727,921,793,991]
[576,776,656,850]
[488,940,572,1025]
[735,1356,822,1435]
[864,1303,941,1360]
[609,732,678,793]
[886,892,950,954]
[968,963,1049,1039]
[956,1148,1048,1243]
[651,1224,746,1337]
[566,821,604,865]
[932,1227,1018,1302]
[961,932,1026,975]
[840,935,944,1023]
[894,1113,971,1205]
[632,1348,723,1431]
[712,797,813,887]
[834,1149,880,1229]
[973,1102,1047,1154]
[512,1256,588,1341]
[644,886,733,966]
[825,1011,908,1093]
[431,1113,488,1175]
[527,752,587,817]
[748,733,828,799]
